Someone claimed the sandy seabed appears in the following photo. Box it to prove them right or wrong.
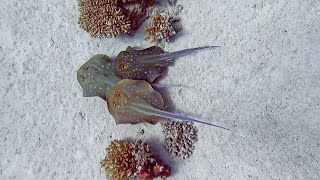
[1,0,320,179]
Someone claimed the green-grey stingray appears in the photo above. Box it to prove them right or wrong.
[77,54,121,99]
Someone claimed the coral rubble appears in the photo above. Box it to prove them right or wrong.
[101,139,171,180]
[162,121,198,159]
[145,13,179,42]
[78,0,155,38]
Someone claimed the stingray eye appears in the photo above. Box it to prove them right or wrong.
[114,92,121,97]
[119,64,129,71]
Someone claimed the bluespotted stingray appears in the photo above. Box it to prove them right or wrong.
[114,45,220,82]
[77,54,121,99]
[77,54,179,99]
[106,79,229,130]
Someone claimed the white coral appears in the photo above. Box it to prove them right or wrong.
[162,121,198,159]
[145,13,178,42]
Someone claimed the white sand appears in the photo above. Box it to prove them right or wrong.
[1,0,319,179]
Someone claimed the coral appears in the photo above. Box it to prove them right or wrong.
[162,121,198,159]
[101,139,171,180]
[101,140,135,180]
[78,0,155,38]
[145,13,179,42]
[78,0,132,38]
[130,140,156,169]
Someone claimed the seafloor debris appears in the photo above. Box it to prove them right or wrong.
[78,0,155,38]
[101,139,171,180]
[167,0,177,6]
[145,13,179,42]
[137,128,145,136]
[121,0,155,7]
[162,121,198,159]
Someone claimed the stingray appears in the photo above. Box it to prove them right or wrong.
[106,79,229,130]
[77,54,183,99]
[114,45,220,82]
[77,54,122,99]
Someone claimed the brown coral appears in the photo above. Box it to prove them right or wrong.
[78,0,155,38]
[101,139,171,180]
[100,140,135,180]
[78,0,131,38]
[162,121,198,159]
[145,13,179,42]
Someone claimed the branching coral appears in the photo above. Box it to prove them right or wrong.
[78,0,131,38]
[100,140,135,180]
[162,121,198,159]
[101,139,171,180]
[145,13,179,42]
[78,0,155,38]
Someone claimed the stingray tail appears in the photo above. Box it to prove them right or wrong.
[131,102,229,131]
[152,84,186,89]
[136,45,220,64]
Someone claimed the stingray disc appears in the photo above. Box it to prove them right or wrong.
[106,79,165,125]
[77,54,121,99]
[114,46,171,83]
